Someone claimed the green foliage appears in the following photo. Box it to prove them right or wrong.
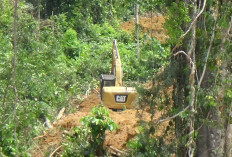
[82,105,118,143]
[127,124,175,157]
[120,37,170,81]
[63,126,91,157]
[0,2,80,156]
[63,105,118,156]
[63,28,80,58]
[164,2,191,45]
[0,1,14,34]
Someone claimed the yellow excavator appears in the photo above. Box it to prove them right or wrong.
[100,40,137,109]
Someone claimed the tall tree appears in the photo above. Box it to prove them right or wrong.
[13,0,19,156]
[135,0,140,59]
[162,0,232,156]
[195,0,232,156]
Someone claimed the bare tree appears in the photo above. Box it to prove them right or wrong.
[37,0,40,21]
[135,0,139,59]
[13,0,18,156]
[220,15,232,157]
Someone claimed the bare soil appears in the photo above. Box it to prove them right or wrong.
[32,91,156,156]
[120,13,168,43]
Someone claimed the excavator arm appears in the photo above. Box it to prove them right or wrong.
[111,40,123,86]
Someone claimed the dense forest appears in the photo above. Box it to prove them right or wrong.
[0,0,231,156]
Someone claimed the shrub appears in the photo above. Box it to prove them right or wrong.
[63,105,118,156]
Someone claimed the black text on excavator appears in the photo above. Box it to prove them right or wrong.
[100,40,137,109]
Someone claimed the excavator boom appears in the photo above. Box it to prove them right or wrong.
[111,40,123,86]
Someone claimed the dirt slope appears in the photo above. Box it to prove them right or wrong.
[32,91,156,156]
[120,13,168,43]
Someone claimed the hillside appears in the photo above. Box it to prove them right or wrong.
[120,13,168,43]
[1,1,232,156]
[32,90,159,156]
[31,14,168,156]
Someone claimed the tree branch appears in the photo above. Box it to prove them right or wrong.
[135,0,139,59]
[49,145,62,157]
[2,84,9,107]
[198,21,217,87]
[198,3,219,87]
[157,104,191,123]
[158,50,196,124]
[109,146,128,156]
[186,1,197,154]
[172,0,207,52]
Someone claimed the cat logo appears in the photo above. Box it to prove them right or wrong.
[115,95,128,103]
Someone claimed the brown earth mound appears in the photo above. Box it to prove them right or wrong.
[120,13,168,43]
[32,91,157,156]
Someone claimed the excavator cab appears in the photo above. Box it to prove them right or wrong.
[100,74,115,99]
[100,40,137,109]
